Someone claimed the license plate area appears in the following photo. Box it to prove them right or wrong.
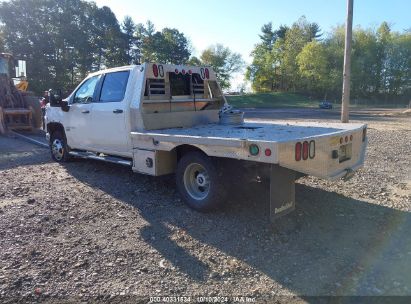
[339,143,352,163]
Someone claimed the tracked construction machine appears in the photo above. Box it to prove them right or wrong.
[0,53,41,134]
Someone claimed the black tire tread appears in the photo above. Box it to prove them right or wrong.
[24,95,42,129]
[50,130,70,162]
[176,151,227,212]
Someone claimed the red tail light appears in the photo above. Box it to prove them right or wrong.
[152,64,158,77]
[302,141,309,160]
[175,68,179,74]
[295,142,302,161]
[205,68,210,79]
[265,148,272,156]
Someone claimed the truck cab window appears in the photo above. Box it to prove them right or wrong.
[73,76,99,103]
[192,73,205,96]
[99,71,130,102]
[144,79,165,96]
[169,73,191,96]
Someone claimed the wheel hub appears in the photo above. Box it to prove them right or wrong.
[196,173,207,186]
[183,163,210,200]
[51,139,64,161]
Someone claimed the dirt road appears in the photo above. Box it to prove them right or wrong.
[0,109,410,303]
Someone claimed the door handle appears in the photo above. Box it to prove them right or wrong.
[81,110,90,114]
[113,109,123,114]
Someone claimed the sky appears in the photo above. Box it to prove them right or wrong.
[92,0,410,89]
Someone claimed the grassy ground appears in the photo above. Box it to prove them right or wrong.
[226,92,409,109]
[226,92,319,108]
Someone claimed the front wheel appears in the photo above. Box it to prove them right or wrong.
[176,151,227,211]
[50,130,70,162]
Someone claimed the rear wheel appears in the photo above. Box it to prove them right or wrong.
[50,130,70,162]
[24,95,42,129]
[176,151,226,211]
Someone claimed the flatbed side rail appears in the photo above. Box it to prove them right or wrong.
[131,132,246,148]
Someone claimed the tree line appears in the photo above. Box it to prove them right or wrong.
[3,1,407,102]
[246,17,411,103]
[0,0,243,94]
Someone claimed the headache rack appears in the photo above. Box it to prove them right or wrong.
[142,72,220,114]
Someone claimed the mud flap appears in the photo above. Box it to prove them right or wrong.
[270,165,296,221]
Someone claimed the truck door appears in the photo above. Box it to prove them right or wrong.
[89,71,130,156]
[65,75,101,150]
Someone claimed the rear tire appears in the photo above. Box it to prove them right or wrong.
[50,130,70,162]
[176,151,227,211]
[24,95,42,129]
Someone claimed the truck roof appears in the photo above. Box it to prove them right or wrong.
[87,65,136,77]
[87,63,216,80]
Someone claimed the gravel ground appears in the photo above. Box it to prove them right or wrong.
[0,113,410,303]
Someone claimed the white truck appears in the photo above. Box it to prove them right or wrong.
[46,63,367,221]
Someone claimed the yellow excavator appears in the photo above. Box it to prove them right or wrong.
[0,53,41,134]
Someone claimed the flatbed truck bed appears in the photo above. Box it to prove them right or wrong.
[131,119,366,180]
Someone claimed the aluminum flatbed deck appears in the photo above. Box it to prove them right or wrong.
[141,120,363,142]
[136,119,365,143]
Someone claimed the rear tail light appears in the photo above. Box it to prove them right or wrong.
[265,148,272,156]
[158,65,164,77]
[205,68,210,79]
[362,128,367,142]
[296,141,315,161]
[295,142,302,161]
[302,141,309,160]
[152,64,158,77]
[175,68,179,74]
[309,140,315,159]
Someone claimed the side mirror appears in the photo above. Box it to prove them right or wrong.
[48,89,64,107]
[61,100,70,112]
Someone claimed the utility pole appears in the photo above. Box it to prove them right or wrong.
[67,46,75,88]
[341,0,353,123]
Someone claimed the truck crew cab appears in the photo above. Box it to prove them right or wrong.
[46,63,367,221]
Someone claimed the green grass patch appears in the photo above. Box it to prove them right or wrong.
[226,92,320,109]
[348,100,410,108]
[226,92,409,109]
